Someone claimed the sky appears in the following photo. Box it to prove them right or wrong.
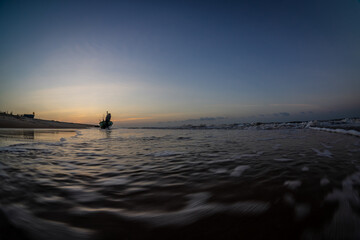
[0,0,359,126]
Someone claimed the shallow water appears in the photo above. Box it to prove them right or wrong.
[0,128,360,240]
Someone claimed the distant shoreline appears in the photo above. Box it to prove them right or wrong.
[0,115,94,129]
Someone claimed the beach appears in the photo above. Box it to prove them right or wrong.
[0,115,94,128]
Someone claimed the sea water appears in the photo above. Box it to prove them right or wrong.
[0,128,360,240]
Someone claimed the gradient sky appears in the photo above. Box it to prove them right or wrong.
[1,0,359,126]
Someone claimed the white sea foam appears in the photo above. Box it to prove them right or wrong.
[312,148,333,158]
[2,205,93,240]
[101,192,271,227]
[302,166,309,171]
[284,180,302,190]
[311,127,360,137]
[230,165,250,177]
[321,170,360,239]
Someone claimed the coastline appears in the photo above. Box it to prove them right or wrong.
[0,115,94,129]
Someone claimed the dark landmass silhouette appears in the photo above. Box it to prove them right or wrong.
[0,112,94,128]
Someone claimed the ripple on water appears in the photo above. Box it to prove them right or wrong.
[60,186,103,203]
[230,165,250,177]
[95,178,130,186]
[1,205,94,240]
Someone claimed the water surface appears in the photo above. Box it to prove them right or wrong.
[0,128,360,239]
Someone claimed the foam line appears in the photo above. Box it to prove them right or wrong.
[310,127,360,137]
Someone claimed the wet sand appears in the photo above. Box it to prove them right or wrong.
[0,115,94,128]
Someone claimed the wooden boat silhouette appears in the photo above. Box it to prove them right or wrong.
[99,111,113,129]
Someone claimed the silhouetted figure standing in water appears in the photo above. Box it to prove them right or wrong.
[106,111,111,123]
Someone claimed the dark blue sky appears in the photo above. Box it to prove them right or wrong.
[0,0,359,124]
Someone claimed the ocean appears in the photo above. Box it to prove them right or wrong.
[0,127,360,240]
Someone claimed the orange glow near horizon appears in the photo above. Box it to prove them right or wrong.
[35,110,183,125]
[116,117,153,122]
